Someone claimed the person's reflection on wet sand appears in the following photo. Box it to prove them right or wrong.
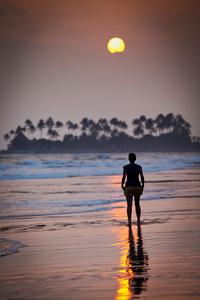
[127,225,149,295]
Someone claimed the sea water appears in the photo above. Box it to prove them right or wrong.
[0,152,200,219]
[0,152,199,180]
[0,152,200,257]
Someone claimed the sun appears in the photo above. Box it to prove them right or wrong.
[107,37,125,54]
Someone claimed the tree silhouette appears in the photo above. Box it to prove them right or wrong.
[55,121,63,139]
[4,133,10,141]
[28,124,36,139]
[66,121,73,134]
[9,130,15,139]
[88,119,101,138]
[173,114,191,136]
[98,118,111,137]
[72,123,79,136]
[46,117,54,130]
[133,125,144,138]
[139,115,147,123]
[55,121,63,130]
[47,129,59,140]
[118,120,128,131]
[66,121,79,136]
[165,113,175,133]
[2,114,197,152]
[24,119,33,139]
[37,119,46,138]
[111,128,119,138]
[110,117,119,128]
[132,116,146,137]
[80,118,90,135]
[25,119,32,127]
[155,114,165,135]
[145,118,156,135]
[15,126,25,135]
[110,118,128,136]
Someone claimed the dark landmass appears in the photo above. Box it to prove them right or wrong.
[2,114,200,153]
[1,131,199,154]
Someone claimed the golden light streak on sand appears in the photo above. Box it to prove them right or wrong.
[115,227,135,300]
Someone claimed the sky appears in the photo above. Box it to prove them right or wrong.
[0,0,200,149]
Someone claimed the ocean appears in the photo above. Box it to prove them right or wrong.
[0,152,199,220]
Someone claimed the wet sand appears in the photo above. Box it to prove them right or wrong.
[0,168,200,299]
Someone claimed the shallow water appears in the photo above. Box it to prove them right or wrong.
[0,153,200,219]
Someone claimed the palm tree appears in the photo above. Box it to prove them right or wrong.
[133,125,144,138]
[88,119,101,138]
[66,121,79,136]
[37,119,46,138]
[55,121,63,139]
[46,117,54,130]
[111,128,119,138]
[80,118,90,135]
[118,120,128,131]
[72,123,79,136]
[165,113,175,133]
[98,118,111,137]
[110,117,119,129]
[155,114,165,135]
[3,133,10,142]
[28,124,36,139]
[173,114,191,136]
[132,115,146,138]
[47,129,59,140]
[55,121,63,129]
[109,118,122,137]
[139,115,147,123]
[145,118,156,135]
[9,130,15,139]
[15,126,24,135]
[66,121,73,134]
[25,119,33,128]
[24,119,32,138]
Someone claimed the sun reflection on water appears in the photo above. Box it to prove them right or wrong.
[115,225,149,300]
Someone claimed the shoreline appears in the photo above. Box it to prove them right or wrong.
[1,149,200,154]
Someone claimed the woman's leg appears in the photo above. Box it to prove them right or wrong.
[134,196,141,223]
[126,196,133,225]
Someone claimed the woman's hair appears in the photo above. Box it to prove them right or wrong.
[128,152,136,163]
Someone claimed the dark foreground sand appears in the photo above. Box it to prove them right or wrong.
[0,168,200,300]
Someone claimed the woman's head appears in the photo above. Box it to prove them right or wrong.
[128,152,136,163]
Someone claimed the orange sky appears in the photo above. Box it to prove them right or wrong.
[0,0,200,148]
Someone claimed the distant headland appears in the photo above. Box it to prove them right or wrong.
[2,114,200,153]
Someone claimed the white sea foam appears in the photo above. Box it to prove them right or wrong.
[0,153,199,180]
[0,238,27,257]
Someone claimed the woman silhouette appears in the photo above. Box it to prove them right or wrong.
[121,153,144,225]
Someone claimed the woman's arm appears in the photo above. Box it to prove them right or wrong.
[121,168,126,190]
[139,168,145,193]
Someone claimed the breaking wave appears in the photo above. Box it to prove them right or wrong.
[0,152,199,180]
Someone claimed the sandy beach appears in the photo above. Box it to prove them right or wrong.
[0,167,200,299]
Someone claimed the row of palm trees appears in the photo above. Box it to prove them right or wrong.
[3,114,192,143]
[132,113,191,137]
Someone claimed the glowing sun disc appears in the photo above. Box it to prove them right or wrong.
[107,37,125,53]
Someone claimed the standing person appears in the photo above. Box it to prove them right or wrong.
[121,153,144,225]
